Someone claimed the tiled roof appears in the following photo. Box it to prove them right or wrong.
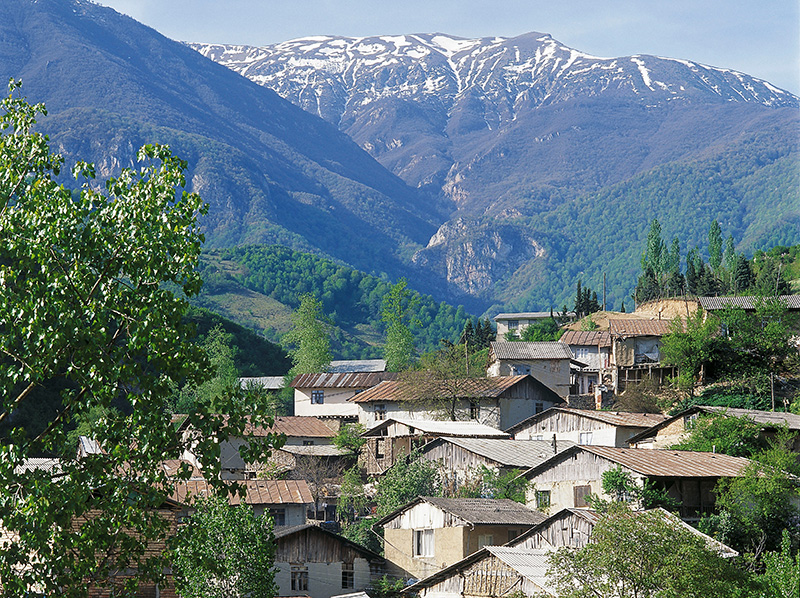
[506,407,669,435]
[291,371,397,389]
[362,418,509,438]
[349,375,531,403]
[173,479,313,506]
[560,330,612,348]
[490,342,574,360]
[579,446,749,478]
[698,295,800,310]
[427,437,575,468]
[328,359,387,373]
[608,319,673,337]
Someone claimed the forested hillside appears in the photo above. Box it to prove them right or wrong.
[196,246,477,359]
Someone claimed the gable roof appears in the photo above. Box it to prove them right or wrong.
[290,371,397,390]
[173,479,313,506]
[349,375,545,403]
[506,407,670,436]
[627,406,800,445]
[362,417,509,438]
[698,295,800,311]
[560,330,612,348]
[608,319,673,337]
[375,496,546,528]
[490,341,574,361]
[522,445,751,480]
[274,523,384,561]
[423,437,575,468]
[267,416,337,438]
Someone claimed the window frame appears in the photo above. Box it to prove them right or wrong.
[291,565,309,591]
[311,390,324,404]
[341,562,355,589]
[413,528,434,557]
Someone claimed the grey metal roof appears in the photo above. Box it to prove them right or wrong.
[494,312,555,321]
[486,546,555,590]
[506,407,669,435]
[490,341,574,361]
[419,496,546,526]
[698,295,800,311]
[427,437,575,468]
[14,458,62,475]
[239,376,285,390]
[362,418,509,438]
[328,359,387,373]
[280,445,350,457]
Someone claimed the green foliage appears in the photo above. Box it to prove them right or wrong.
[547,504,755,598]
[381,278,419,371]
[660,309,721,399]
[574,280,602,318]
[340,517,383,556]
[587,467,679,511]
[0,86,278,596]
[669,413,767,457]
[172,495,276,598]
[376,452,442,517]
[758,529,800,598]
[283,293,332,376]
[368,575,406,598]
[518,318,563,342]
[450,466,530,503]
[334,423,367,454]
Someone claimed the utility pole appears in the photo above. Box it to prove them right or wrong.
[603,272,606,311]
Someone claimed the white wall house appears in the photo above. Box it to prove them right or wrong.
[292,372,397,419]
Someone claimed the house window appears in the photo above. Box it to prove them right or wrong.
[477,534,494,549]
[342,562,354,589]
[303,440,315,446]
[534,402,544,414]
[291,565,309,591]
[376,438,386,460]
[269,507,286,526]
[469,401,480,420]
[573,485,592,508]
[535,490,551,510]
[375,404,386,420]
[311,390,324,404]
[369,561,385,579]
[579,432,593,445]
[413,529,434,557]
[508,320,519,330]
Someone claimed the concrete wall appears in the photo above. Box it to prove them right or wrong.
[275,558,373,598]
[487,359,570,398]
[384,527,466,579]
[295,387,360,417]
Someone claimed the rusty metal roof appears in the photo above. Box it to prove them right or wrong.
[560,330,612,348]
[698,295,800,311]
[580,446,750,477]
[491,341,574,360]
[362,418,509,438]
[291,371,397,389]
[507,407,669,435]
[268,416,337,438]
[349,375,531,403]
[426,437,575,468]
[609,319,673,337]
[173,479,313,506]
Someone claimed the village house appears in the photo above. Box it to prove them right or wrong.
[274,523,393,598]
[506,407,669,448]
[487,342,580,398]
[349,375,564,430]
[418,437,575,488]
[697,294,800,313]
[375,496,545,580]
[493,312,570,339]
[559,330,613,396]
[608,319,675,393]
[361,418,509,475]
[519,445,751,519]
[627,406,800,451]
[292,371,398,421]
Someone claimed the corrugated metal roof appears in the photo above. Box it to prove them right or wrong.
[609,319,673,337]
[698,295,800,310]
[701,406,800,430]
[429,437,575,468]
[280,445,350,457]
[507,407,669,435]
[419,497,545,526]
[362,418,509,438]
[240,376,285,390]
[581,446,750,477]
[14,458,62,475]
[350,376,531,403]
[485,547,555,591]
[173,479,313,506]
[329,359,387,373]
[291,371,397,389]
[490,342,574,360]
[494,312,554,321]
[560,330,612,348]
[269,416,337,438]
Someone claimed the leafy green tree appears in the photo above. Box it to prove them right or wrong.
[709,219,723,273]
[172,495,276,598]
[669,412,767,457]
[546,505,755,598]
[283,293,332,377]
[333,422,367,454]
[660,309,720,400]
[173,324,239,412]
[0,86,276,596]
[453,466,531,503]
[381,278,419,372]
[758,529,800,598]
[641,218,666,279]
[376,451,442,517]
[586,467,679,511]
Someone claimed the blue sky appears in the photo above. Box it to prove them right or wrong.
[98,0,800,95]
